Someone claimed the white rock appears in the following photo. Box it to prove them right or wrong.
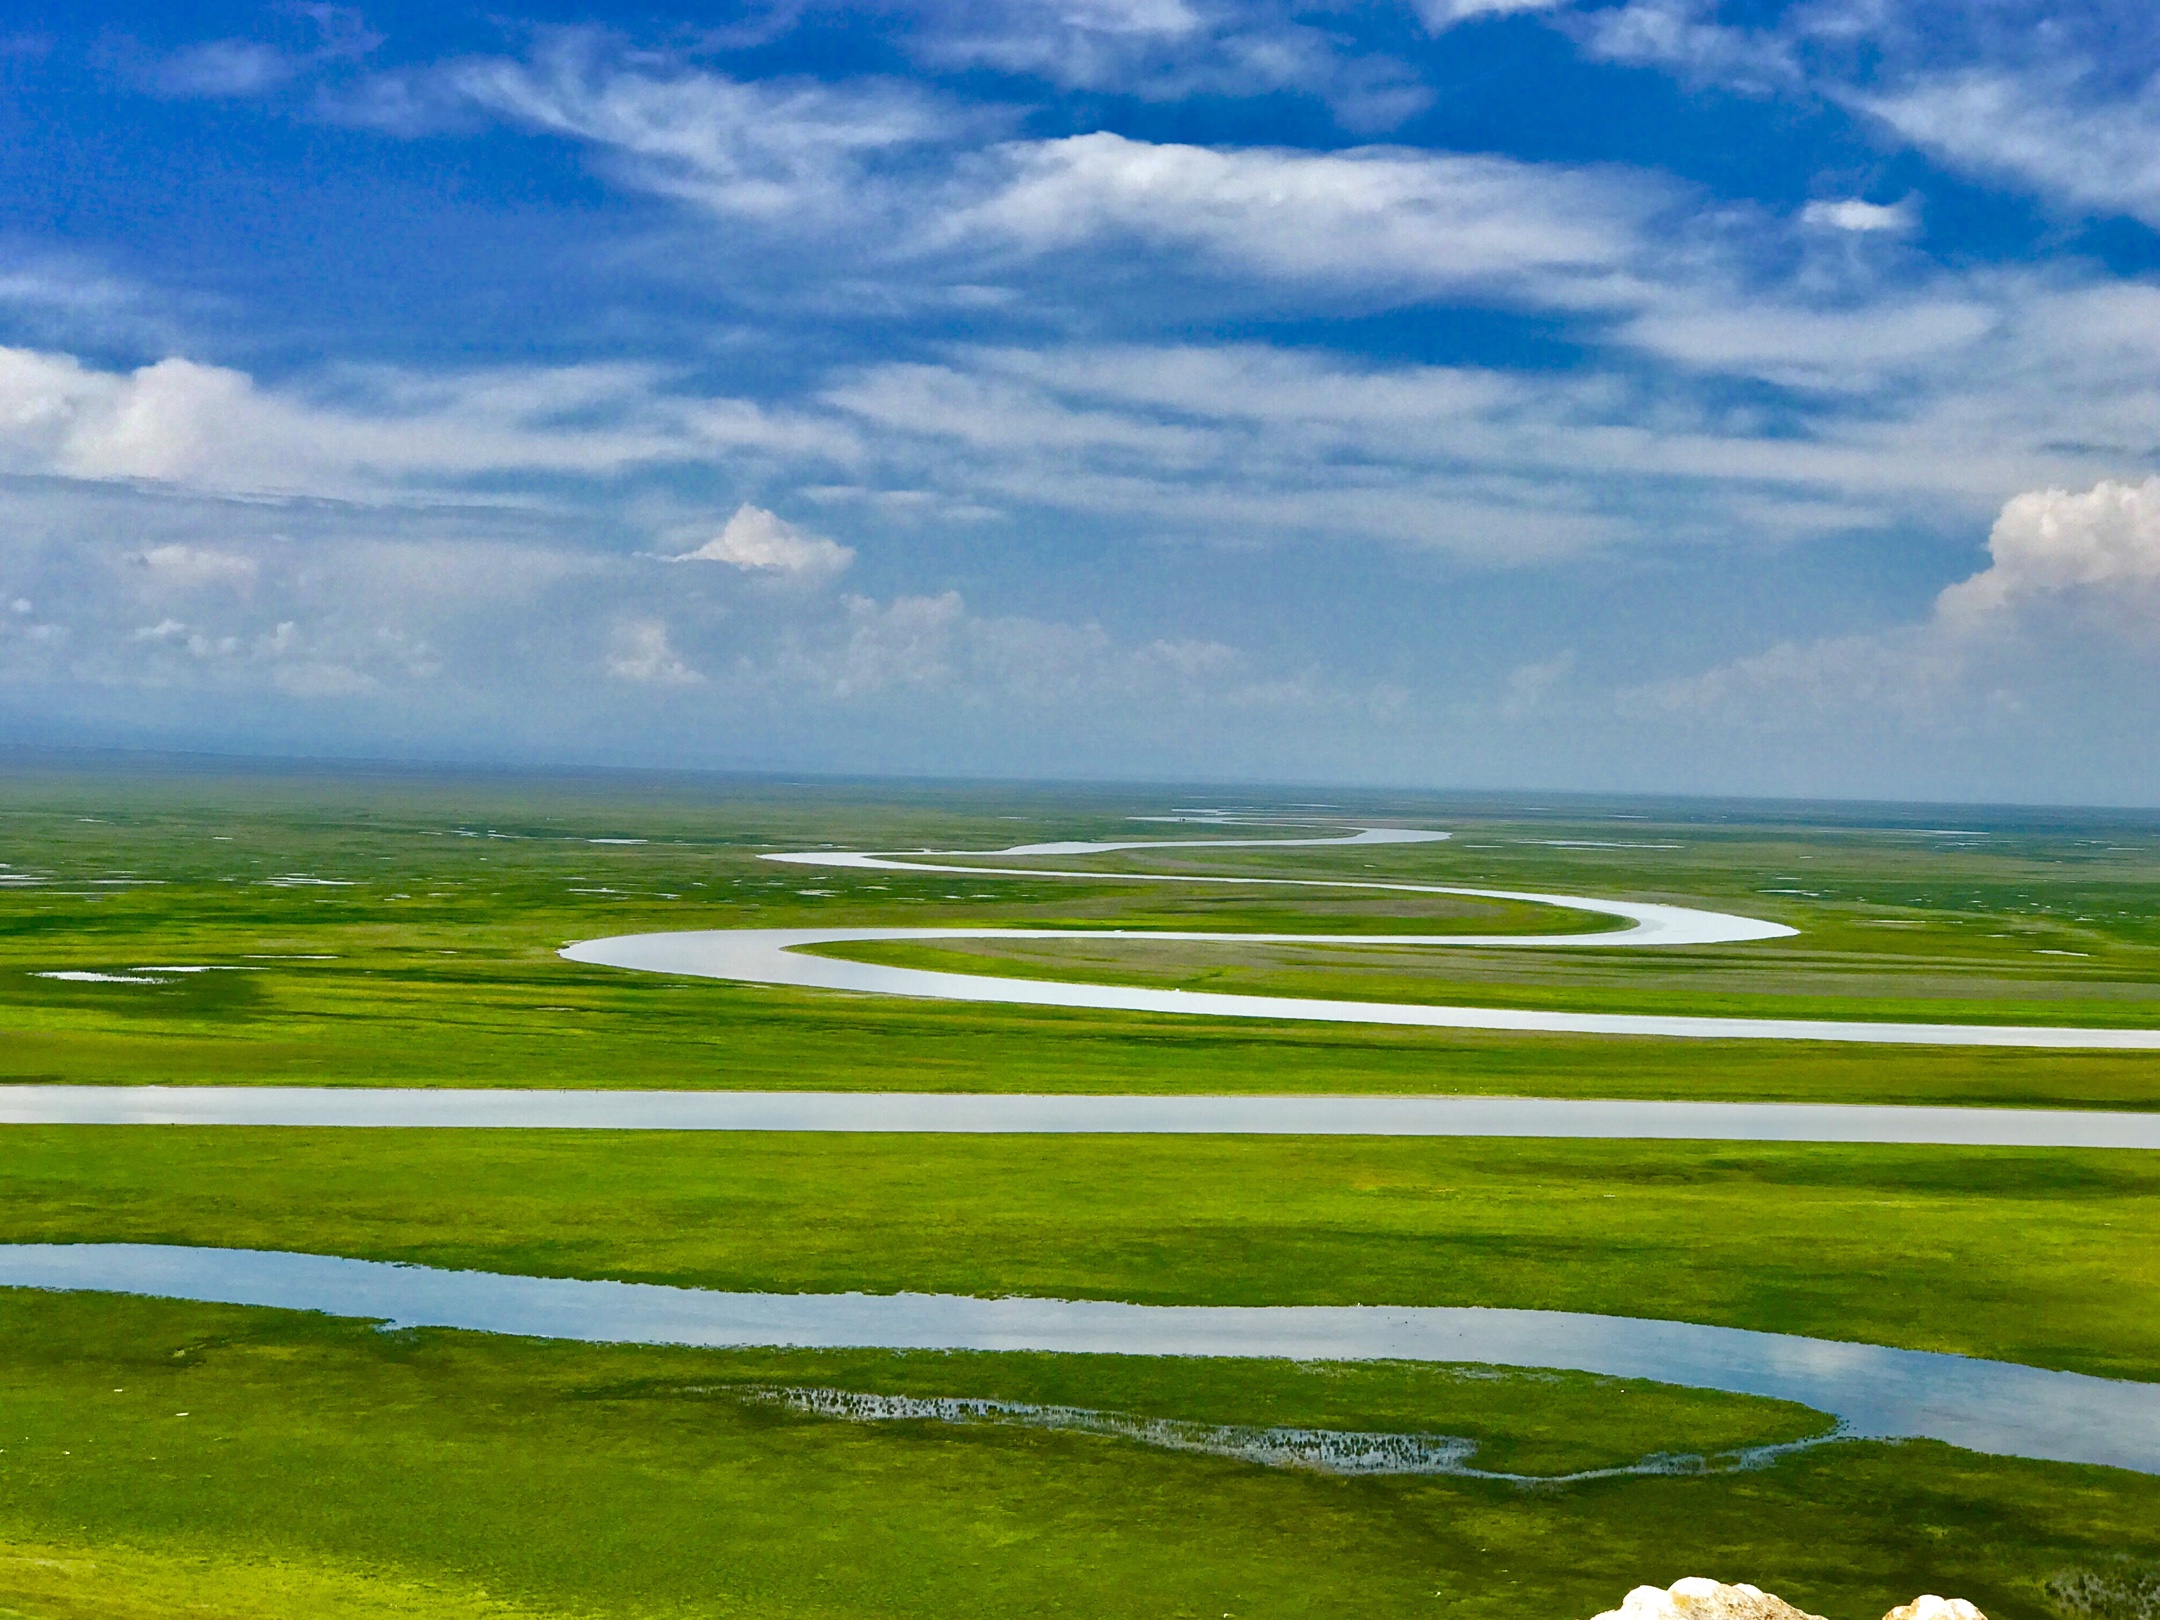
[1589,1580,1989,1620]
[1882,1599,1986,1620]
[1592,1577,1829,1620]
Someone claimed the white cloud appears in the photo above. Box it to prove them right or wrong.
[1414,0,1570,30]
[0,478,1347,751]
[1578,1,2160,231]
[810,591,965,696]
[904,0,1431,129]
[140,9,379,99]
[766,586,1289,709]
[1615,294,1995,388]
[1857,70,2160,228]
[150,40,301,97]
[674,504,854,580]
[1498,649,1575,718]
[1575,0,1798,94]
[0,492,620,714]
[821,315,2160,560]
[0,258,142,318]
[348,45,1670,307]
[607,619,703,685]
[1627,478,2160,730]
[11,258,2152,581]
[953,133,1663,307]
[136,542,258,588]
[1800,197,1915,233]
[425,36,953,225]
[0,344,847,499]
[1937,477,2160,629]
[127,617,242,659]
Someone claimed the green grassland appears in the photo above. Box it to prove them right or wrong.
[4,760,2160,1620]
[3,761,2160,1106]
[4,1291,2160,1620]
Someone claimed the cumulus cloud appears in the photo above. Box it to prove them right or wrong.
[1937,477,2160,629]
[673,505,854,580]
[606,619,703,685]
[1626,478,2160,730]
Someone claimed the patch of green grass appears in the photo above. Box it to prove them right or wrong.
[6,1128,2158,1380]
[0,1536,549,1620]
[2,1290,2156,1620]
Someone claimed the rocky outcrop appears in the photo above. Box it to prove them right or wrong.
[1592,1579,1986,1620]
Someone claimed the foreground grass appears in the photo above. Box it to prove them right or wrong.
[6,1128,2158,1380]
[3,1291,2157,1620]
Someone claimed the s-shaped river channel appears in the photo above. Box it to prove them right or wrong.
[563,824,2160,1050]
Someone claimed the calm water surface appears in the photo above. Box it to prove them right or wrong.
[5,1243,2156,1476]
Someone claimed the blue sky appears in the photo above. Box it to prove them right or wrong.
[4,0,2159,800]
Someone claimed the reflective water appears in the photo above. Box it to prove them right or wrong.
[562,926,2160,1047]
[6,1243,2156,1475]
[4,1086,2158,1148]
[562,826,2160,1048]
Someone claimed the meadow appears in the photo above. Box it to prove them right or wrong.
[5,760,2160,1104]
[2,757,2158,1620]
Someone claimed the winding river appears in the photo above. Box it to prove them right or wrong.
[561,826,2160,1050]
[6,1243,2157,1476]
